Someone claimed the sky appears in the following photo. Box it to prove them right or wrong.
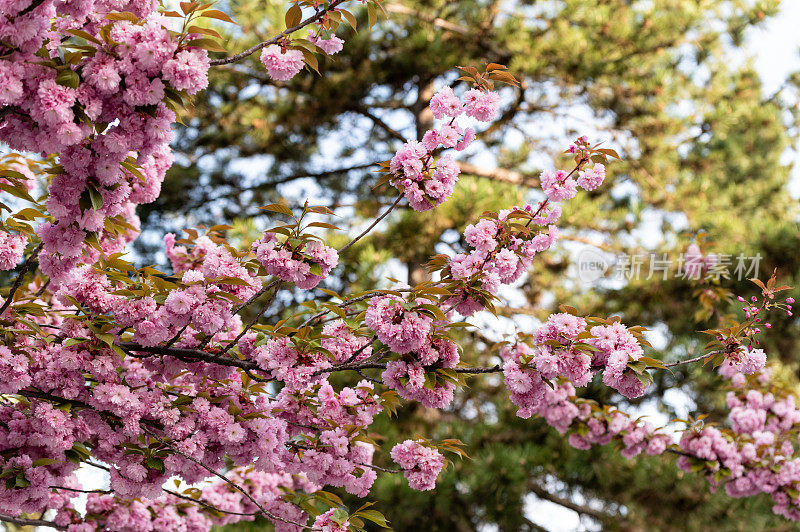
[748,0,800,197]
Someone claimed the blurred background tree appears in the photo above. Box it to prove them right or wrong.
[137,0,800,529]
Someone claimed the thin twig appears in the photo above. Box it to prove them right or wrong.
[50,486,110,494]
[359,462,401,474]
[338,196,404,254]
[234,278,281,315]
[313,361,388,376]
[217,282,283,357]
[663,353,714,368]
[297,292,379,329]
[453,365,502,374]
[209,0,347,66]
[163,488,261,518]
[34,278,50,297]
[144,429,310,529]
[0,513,66,530]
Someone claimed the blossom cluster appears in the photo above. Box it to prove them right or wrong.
[364,292,461,408]
[390,440,446,491]
[382,337,460,408]
[259,30,344,81]
[2,0,798,525]
[253,232,339,289]
[502,313,650,424]
[439,147,605,316]
[442,202,561,316]
[273,379,383,498]
[1,0,213,284]
[501,357,671,459]
[675,365,800,520]
[388,85,500,211]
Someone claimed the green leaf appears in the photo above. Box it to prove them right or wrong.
[88,187,104,210]
[308,262,323,277]
[341,9,358,31]
[330,507,349,525]
[357,509,389,527]
[66,29,102,44]
[285,4,302,28]
[200,9,234,23]
[63,337,88,347]
[186,38,226,52]
[56,69,80,89]
[147,457,165,471]
[261,203,294,216]
[0,183,35,203]
[106,11,139,22]
[32,458,59,467]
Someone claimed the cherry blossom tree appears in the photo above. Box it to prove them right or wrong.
[0,0,797,530]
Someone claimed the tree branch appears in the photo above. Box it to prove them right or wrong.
[209,0,347,66]
[527,482,611,522]
[457,162,536,186]
[353,107,407,142]
[0,512,66,530]
[119,342,261,371]
[339,195,404,254]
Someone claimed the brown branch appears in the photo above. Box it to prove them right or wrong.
[313,361,388,376]
[50,486,110,494]
[163,488,261,518]
[16,0,48,17]
[198,278,281,350]
[663,353,713,368]
[119,342,261,371]
[454,364,502,374]
[233,278,281,315]
[0,512,66,530]
[209,0,347,66]
[298,292,374,328]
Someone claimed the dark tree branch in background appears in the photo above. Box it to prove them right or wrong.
[353,107,407,142]
[528,481,614,522]
[244,162,379,190]
[458,161,538,186]
[384,2,507,57]
[0,242,42,316]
